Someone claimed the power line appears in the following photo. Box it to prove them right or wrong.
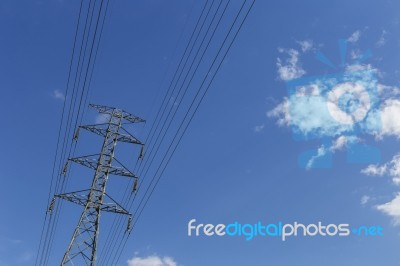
[105,0,250,262]
[134,0,219,186]
[37,0,113,264]
[139,0,212,162]
[41,1,113,264]
[134,0,228,212]
[39,0,99,263]
[99,1,226,263]
[111,0,255,263]
[104,0,230,258]
[38,0,255,263]
[134,0,254,228]
[35,0,85,264]
[100,1,232,263]
[97,0,203,263]
[135,0,256,226]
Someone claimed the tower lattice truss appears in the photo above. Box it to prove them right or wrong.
[49,103,145,265]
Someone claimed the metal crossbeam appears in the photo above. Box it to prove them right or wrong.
[69,155,136,177]
[80,124,143,145]
[89,103,145,123]
[56,190,130,215]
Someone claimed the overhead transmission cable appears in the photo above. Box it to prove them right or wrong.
[99,1,221,262]
[42,1,112,265]
[97,0,203,263]
[36,0,112,264]
[35,0,86,264]
[110,0,255,264]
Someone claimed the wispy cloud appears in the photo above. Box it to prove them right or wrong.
[52,89,65,101]
[376,30,387,47]
[0,236,22,245]
[276,48,306,81]
[376,193,400,225]
[344,63,376,73]
[253,124,265,133]
[375,99,400,139]
[0,236,31,265]
[16,251,33,263]
[361,163,387,176]
[296,39,314,52]
[377,84,400,99]
[350,49,361,60]
[127,255,177,266]
[306,136,359,168]
[306,144,327,169]
[361,195,370,205]
[267,98,289,127]
[95,114,110,124]
[361,153,400,185]
[347,30,361,43]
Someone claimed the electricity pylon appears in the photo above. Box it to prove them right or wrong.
[48,103,145,266]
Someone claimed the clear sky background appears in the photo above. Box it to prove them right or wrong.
[1,0,400,266]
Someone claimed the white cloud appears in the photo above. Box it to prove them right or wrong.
[350,49,361,60]
[297,40,313,52]
[127,255,177,266]
[305,136,359,168]
[0,237,31,265]
[348,30,361,43]
[361,195,370,205]
[376,99,400,139]
[0,236,22,245]
[253,124,265,133]
[361,153,400,185]
[306,144,327,169]
[361,164,387,176]
[376,30,387,47]
[267,98,290,127]
[269,64,394,140]
[326,82,371,125]
[271,36,400,225]
[52,89,65,101]
[377,84,400,99]
[295,84,320,97]
[332,135,347,150]
[333,135,359,150]
[345,63,374,73]
[376,193,400,225]
[95,114,110,124]
[267,93,354,137]
[17,251,33,263]
[276,48,306,81]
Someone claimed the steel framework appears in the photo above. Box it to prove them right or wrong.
[49,104,144,265]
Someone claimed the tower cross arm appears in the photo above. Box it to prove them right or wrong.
[89,103,145,123]
[55,189,131,215]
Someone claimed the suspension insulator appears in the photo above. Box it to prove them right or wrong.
[138,145,144,160]
[73,127,81,141]
[127,216,132,232]
[48,197,56,214]
[62,162,69,176]
[132,179,138,193]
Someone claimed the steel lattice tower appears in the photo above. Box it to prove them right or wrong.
[49,104,145,266]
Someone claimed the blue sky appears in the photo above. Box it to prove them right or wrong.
[1,0,400,265]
